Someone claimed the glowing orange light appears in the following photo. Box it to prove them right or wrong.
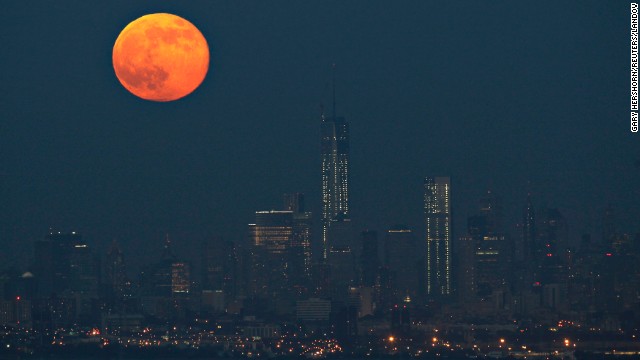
[388,336,395,342]
[113,13,209,102]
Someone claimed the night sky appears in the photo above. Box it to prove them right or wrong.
[1,1,637,270]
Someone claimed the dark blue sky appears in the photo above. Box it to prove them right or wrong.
[1,1,637,268]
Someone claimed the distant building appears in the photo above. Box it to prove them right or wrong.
[296,298,331,321]
[457,235,476,302]
[321,85,350,258]
[360,230,379,287]
[139,235,193,319]
[284,193,313,285]
[384,226,420,301]
[248,210,295,304]
[467,192,510,300]
[171,262,191,295]
[521,194,536,263]
[326,216,356,301]
[201,236,237,301]
[104,240,127,302]
[32,231,99,324]
[424,177,452,296]
[34,231,94,297]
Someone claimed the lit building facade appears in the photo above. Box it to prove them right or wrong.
[171,262,191,295]
[248,210,294,300]
[321,111,350,259]
[424,177,451,296]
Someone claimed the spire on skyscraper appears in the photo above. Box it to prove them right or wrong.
[332,63,336,120]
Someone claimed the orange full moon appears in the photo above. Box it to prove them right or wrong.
[112,13,209,102]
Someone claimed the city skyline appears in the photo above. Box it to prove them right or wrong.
[1,1,639,357]
[2,2,637,271]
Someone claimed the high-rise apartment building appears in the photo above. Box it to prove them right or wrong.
[424,177,452,296]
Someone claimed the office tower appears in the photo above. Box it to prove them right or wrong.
[539,208,569,258]
[321,70,350,258]
[248,210,294,301]
[326,216,357,301]
[105,240,127,302]
[201,237,237,300]
[469,214,508,298]
[424,177,452,296]
[478,189,503,235]
[327,246,356,302]
[537,208,569,286]
[457,235,476,302]
[284,193,313,278]
[360,230,379,287]
[139,235,194,319]
[140,235,176,298]
[521,194,536,263]
[68,239,99,297]
[33,231,86,296]
[171,262,191,295]
[384,226,420,301]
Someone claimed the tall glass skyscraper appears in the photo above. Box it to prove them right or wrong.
[424,177,451,296]
[320,97,350,259]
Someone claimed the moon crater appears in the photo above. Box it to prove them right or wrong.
[113,13,209,102]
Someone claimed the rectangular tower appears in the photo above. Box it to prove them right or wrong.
[249,211,294,301]
[424,177,452,296]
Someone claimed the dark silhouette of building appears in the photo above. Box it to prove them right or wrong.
[360,230,379,287]
[33,231,89,297]
[521,193,536,263]
[201,236,237,303]
[139,235,193,320]
[326,216,356,302]
[104,240,127,303]
[384,226,420,302]
[284,193,313,289]
[248,210,296,312]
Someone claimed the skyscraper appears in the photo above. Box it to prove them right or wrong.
[521,193,536,263]
[284,193,313,278]
[105,240,127,302]
[201,236,237,298]
[248,210,294,302]
[33,231,98,298]
[424,177,451,296]
[321,68,350,258]
[384,226,420,301]
[360,230,379,287]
